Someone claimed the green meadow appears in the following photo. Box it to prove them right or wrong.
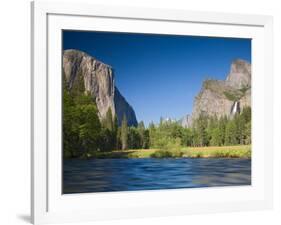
[82,145,251,159]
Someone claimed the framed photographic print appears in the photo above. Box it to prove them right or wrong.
[31,1,273,224]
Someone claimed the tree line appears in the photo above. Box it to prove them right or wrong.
[63,85,151,158]
[63,85,251,158]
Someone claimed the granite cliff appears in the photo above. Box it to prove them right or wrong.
[187,59,251,126]
[63,49,138,126]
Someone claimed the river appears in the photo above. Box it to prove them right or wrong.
[63,158,251,194]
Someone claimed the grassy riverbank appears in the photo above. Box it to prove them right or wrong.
[82,145,251,159]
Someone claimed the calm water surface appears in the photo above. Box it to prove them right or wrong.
[63,158,251,194]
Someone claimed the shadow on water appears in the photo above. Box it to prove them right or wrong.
[93,151,138,159]
[63,158,251,194]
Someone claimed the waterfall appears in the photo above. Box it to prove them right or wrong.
[231,101,240,115]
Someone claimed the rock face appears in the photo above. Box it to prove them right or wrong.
[63,49,138,126]
[114,88,138,126]
[226,59,251,88]
[178,114,192,128]
[190,59,251,123]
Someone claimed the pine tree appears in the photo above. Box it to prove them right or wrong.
[143,129,150,149]
[241,106,251,144]
[181,128,192,146]
[194,113,209,146]
[138,121,146,148]
[78,103,101,153]
[128,127,141,149]
[148,122,156,148]
[112,115,118,150]
[116,127,122,150]
[104,108,113,131]
[218,116,227,145]
[235,114,246,144]
[121,114,128,150]
[210,127,222,146]
[99,108,115,151]
[225,119,238,145]
[206,115,218,145]
[244,122,251,145]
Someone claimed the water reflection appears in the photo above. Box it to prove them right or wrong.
[63,158,251,194]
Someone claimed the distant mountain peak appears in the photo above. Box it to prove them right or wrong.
[226,59,251,88]
[184,59,251,127]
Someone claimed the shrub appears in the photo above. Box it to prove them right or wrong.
[223,91,240,101]
[151,150,173,158]
[150,149,184,158]
[151,140,184,158]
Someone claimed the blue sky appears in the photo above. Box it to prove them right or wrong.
[63,30,251,126]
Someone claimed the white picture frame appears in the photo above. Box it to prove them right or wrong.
[31,1,274,224]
